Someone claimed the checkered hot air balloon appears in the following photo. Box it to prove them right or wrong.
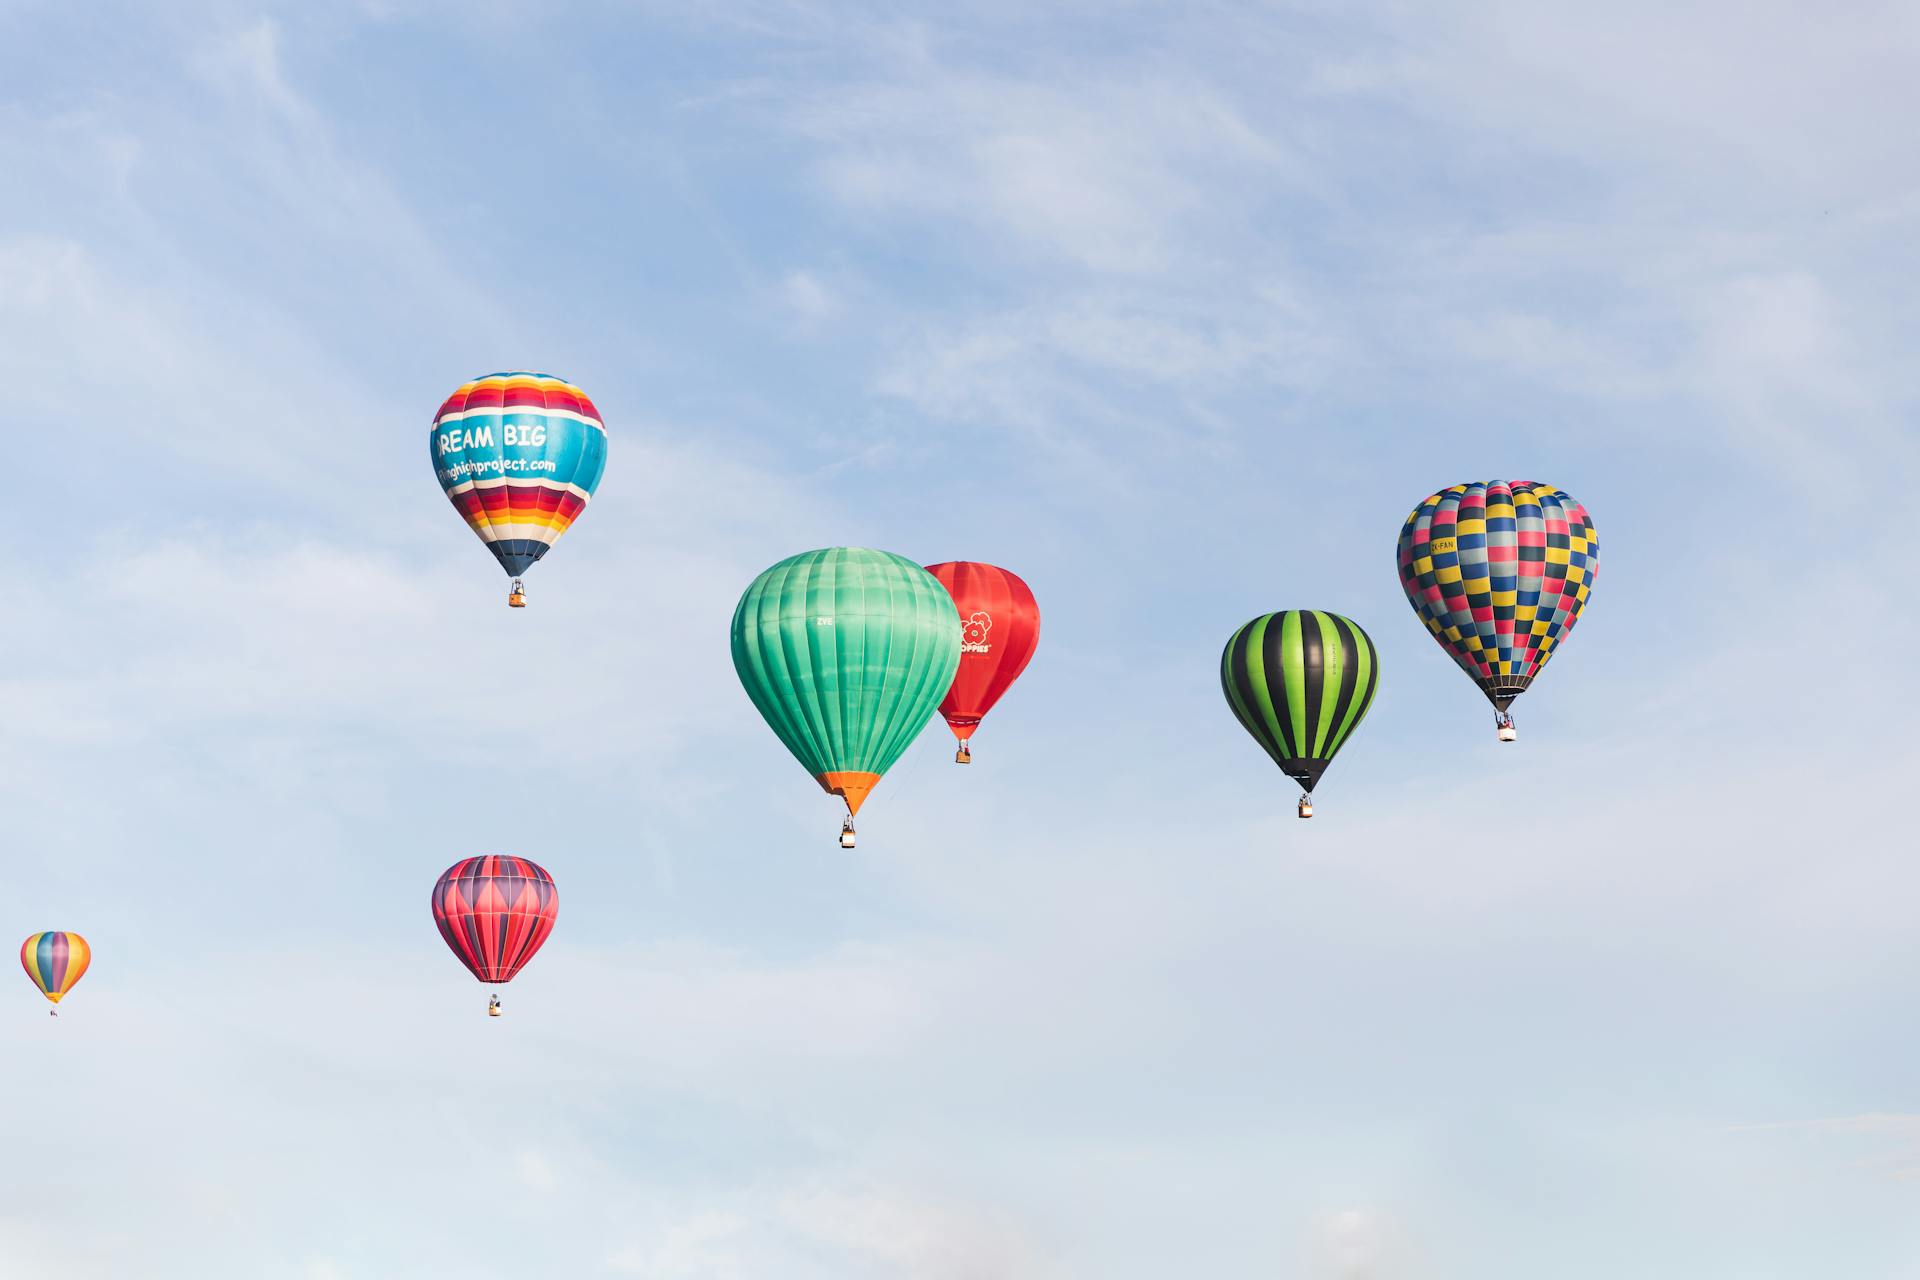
[430,857,558,1015]
[429,372,608,608]
[1395,481,1598,740]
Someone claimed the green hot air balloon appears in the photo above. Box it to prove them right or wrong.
[732,548,962,847]
[1221,610,1379,819]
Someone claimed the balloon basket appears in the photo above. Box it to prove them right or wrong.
[839,816,858,849]
[1496,713,1516,743]
[507,580,527,608]
[1297,795,1314,819]
[955,742,972,765]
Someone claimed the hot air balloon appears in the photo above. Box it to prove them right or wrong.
[732,547,961,847]
[430,856,557,1016]
[20,931,89,1016]
[922,561,1040,763]
[1395,481,1597,740]
[1222,611,1379,818]
[430,372,608,607]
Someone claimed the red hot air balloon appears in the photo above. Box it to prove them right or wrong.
[923,562,1040,763]
[430,856,557,1016]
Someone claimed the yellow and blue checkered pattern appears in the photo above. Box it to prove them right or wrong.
[1395,480,1597,711]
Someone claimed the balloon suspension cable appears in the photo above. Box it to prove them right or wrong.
[507,579,528,608]
[955,740,972,765]
[839,812,858,850]
[1496,711,1517,743]
[1297,792,1315,820]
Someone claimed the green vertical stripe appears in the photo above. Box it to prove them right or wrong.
[1326,617,1375,754]
[1259,613,1300,758]
[1280,611,1308,756]
[1297,611,1320,755]
[1309,611,1343,755]
[1352,626,1380,748]
[1245,614,1293,760]
[1220,621,1265,756]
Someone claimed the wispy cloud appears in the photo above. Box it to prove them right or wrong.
[608,1211,752,1278]
[193,18,314,123]
[780,269,841,325]
[1731,1115,1920,1181]
[788,57,1294,275]
[710,0,1920,496]
[779,1183,1055,1279]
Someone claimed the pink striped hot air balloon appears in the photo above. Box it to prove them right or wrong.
[430,857,558,1016]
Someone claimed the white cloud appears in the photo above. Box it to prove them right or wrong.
[0,237,378,492]
[607,1212,752,1278]
[516,1150,559,1191]
[780,1184,1054,1279]
[1731,1115,1920,1181]
[1685,271,1905,482]
[1317,1209,1399,1280]
[1349,0,1920,192]
[788,57,1295,275]
[194,18,313,123]
[781,270,840,324]
[729,0,1920,497]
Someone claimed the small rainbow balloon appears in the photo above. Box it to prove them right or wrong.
[21,931,90,1014]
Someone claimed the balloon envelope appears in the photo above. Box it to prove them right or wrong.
[923,561,1040,745]
[430,856,558,984]
[1395,481,1597,711]
[430,372,608,579]
[732,547,961,816]
[20,931,89,1005]
[1221,610,1379,793]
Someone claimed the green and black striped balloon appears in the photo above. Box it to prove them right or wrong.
[1221,610,1379,794]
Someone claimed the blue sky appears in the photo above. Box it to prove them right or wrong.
[3,2,1918,1276]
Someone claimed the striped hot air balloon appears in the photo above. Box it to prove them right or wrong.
[1395,481,1597,740]
[1221,610,1380,818]
[20,931,90,1015]
[430,856,558,1015]
[732,548,961,847]
[923,561,1041,764]
[429,372,609,607]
